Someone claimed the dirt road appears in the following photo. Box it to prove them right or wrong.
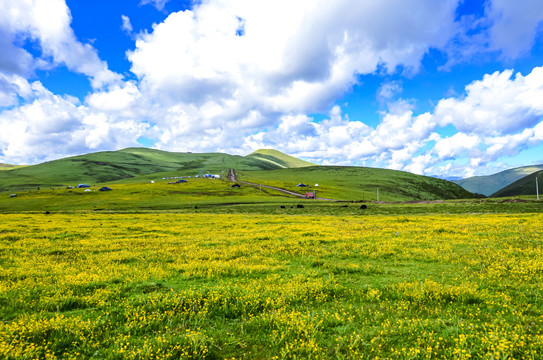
[228,169,336,200]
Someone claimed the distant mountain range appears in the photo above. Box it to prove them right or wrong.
[490,170,543,198]
[452,165,543,196]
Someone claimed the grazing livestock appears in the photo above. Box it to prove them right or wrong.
[297,204,304,209]
[360,204,367,209]
[280,205,286,209]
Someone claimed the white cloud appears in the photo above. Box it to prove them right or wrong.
[433,132,481,160]
[140,0,171,11]
[0,0,121,88]
[0,81,147,164]
[486,0,543,59]
[377,81,403,103]
[128,0,458,115]
[434,67,543,135]
[121,15,133,35]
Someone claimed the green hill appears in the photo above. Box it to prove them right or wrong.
[0,148,478,202]
[0,148,288,190]
[246,149,314,168]
[0,163,27,171]
[453,165,543,196]
[490,170,543,198]
[237,166,476,202]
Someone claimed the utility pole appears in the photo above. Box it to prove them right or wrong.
[377,187,379,202]
[537,176,540,200]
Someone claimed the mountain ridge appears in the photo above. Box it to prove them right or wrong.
[453,164,543,196]
[490,170,543,198]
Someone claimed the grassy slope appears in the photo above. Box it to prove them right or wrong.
[0,148,282,190]
[0,178,303,213]
[237,166,477,202]
[0,148,477,203]
[490,170,543,197]
[246,149,314,168]
[453,164,543,196]
[0,164,27,171]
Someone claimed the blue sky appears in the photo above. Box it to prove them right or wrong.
[1,0,543,178]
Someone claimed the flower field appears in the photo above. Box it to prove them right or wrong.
[0,212,542,359]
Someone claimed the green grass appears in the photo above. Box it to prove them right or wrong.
[0,147,289,191]
[0,164,27,171]
[1,213,542,358]
[0,178,299,213]
[1,177,540,215]
[237,166,477,202]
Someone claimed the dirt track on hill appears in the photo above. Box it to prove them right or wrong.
[228,169,336,200]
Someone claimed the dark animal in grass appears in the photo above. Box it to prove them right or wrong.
[232,184,241,188]
[45,211,51,215]
[341,205,348,207]
[360,205,367,209]
[280,205,285,209]
[297,204,304,209]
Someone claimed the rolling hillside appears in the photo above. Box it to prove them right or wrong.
[0,163,26,171]
[246,149,314,168]
[0,148,287,190]
[453,165,543,196]
[237,166,477,202]
[490,170,543,198]
[1,148,479,201]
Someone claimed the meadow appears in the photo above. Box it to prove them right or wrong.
[1,212,542,359]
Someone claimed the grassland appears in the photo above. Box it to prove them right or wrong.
[1,150,542,359]
[237,166,476,202]
[1,177,541,215]
[0,148,286,191]
[1,212,542,359]
[0,164,27,171]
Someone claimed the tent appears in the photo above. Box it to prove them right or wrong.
[296,183,308,187]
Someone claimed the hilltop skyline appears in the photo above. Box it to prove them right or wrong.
[1,0,543,177]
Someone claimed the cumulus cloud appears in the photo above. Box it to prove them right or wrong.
[434,67,543,135]
[0,80,147,164]
[0,0,120,88]
[486,0,543,59]
[129,0,458,116]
